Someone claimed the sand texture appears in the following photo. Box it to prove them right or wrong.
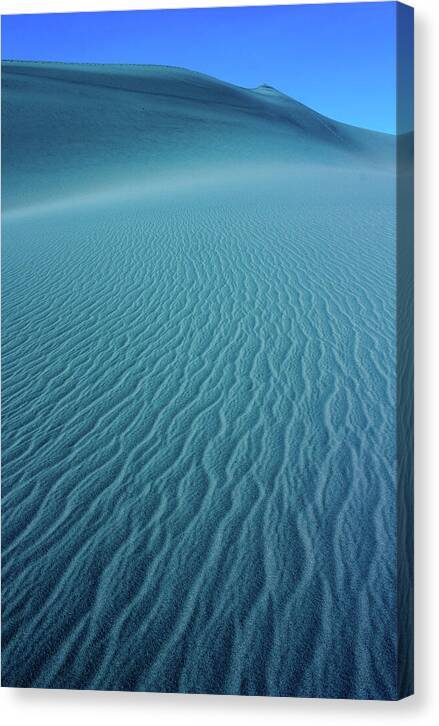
[2,62,407,699]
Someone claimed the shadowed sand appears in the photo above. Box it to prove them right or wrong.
[2,62,407,699]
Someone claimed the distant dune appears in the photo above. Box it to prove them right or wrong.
[2,63,406,698]
[2,61,395,214]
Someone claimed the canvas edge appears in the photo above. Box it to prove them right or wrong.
[395,0,414,701]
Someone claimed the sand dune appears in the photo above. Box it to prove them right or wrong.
[2,62,406,698]
[2,61,394,213]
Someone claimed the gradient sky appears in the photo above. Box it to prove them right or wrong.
[1,2,413,133]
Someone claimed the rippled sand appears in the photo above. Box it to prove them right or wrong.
[2,62,410,699]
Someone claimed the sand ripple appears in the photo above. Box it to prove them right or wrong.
[2,62,407,699]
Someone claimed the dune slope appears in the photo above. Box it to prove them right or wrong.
[2,61,394,212]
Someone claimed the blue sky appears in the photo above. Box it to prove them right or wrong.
[2,3,413,133]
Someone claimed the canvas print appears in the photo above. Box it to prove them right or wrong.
[1,2,413,700]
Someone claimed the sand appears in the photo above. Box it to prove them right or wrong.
[2,62,409,698]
